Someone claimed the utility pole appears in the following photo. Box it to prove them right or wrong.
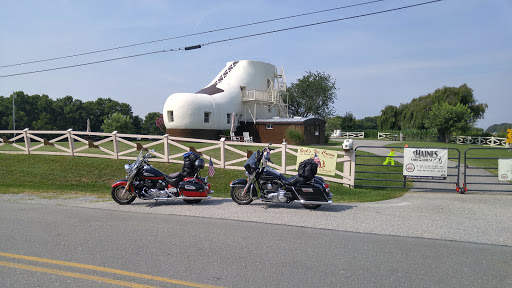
[12,93,16,139]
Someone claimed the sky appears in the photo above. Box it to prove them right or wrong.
[1,0,511,130]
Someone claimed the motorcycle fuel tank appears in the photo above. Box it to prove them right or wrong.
[261,167,280,181]
[142,165,166,179]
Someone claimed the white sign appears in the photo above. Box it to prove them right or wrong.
[498,159,512,181]
[403,148,448,180]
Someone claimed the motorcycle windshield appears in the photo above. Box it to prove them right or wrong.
[243,150,260,174]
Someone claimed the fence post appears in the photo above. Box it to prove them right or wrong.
[67,129,75,156]
[23,128,31,154]
[163,134,169,163]
[220,138,225,168]
[349,150,356,187]
[491,136,495,147]
[112,131,119,159]
[281,140,287,173]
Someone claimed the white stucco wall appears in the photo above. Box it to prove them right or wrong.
[163,60,280,130]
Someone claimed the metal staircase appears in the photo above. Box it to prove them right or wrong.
[242,66,288,122]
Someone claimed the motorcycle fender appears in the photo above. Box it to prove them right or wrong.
[230,178,247,187]
[112,180,135,194]
[231,179,258,198]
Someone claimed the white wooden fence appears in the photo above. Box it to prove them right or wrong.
[0,129,355,187]
[453,136,507,147]
[377,132,400,140]
[331,131,364,138]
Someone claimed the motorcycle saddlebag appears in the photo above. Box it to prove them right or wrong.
[294,183,328,202]
[179,179,207,197]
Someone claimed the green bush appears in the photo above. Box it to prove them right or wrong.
[285,127,304,145]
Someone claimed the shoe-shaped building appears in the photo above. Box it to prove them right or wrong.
[163,60,288,139]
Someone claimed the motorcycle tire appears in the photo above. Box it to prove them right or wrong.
[183,199,202,204]
[300,203,322,210]
[230,186,253,205]
[111,185,136,205]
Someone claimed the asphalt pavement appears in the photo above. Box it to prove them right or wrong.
[1,191,511,247]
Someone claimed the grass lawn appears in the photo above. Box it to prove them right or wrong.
[0,148,408,203]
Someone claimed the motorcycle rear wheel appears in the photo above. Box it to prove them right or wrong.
[230,186,253,205]
[183,199,202,204]
[111,185,136,205]
[300,203,322,209]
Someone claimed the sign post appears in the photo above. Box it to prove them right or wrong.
[506,129,512,149]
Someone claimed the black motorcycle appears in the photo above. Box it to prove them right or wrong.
[111,149,213,205]
[230,144,332,209]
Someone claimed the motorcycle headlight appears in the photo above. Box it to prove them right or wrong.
[124,164,132,174]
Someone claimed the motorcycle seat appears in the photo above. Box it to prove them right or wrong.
[168,171,181,179]
[280,174,311,186]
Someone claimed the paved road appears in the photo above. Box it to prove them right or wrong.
[1,191,511,247]
[0,199,511,288]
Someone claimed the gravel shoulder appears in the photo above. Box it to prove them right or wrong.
[1,192,511,247]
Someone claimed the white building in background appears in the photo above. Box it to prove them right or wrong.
[163,60,288,139]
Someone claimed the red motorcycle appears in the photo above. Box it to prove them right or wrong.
[111,149,213,205]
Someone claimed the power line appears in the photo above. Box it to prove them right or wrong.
[0,0,443,78]
[0,0,387,69]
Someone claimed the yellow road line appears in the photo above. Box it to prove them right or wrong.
[0,252,224,288]
[0,261,159,288]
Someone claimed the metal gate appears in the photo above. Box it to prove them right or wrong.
[462,147,512,193]
[354,146,461,192]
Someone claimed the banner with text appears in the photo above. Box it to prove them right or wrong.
[403,148,448,180]
[296,147,338,176]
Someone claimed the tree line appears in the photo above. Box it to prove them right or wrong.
[0,91,165,135]
[327,84,489,142]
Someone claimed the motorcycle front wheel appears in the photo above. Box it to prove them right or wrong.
[230,186,253,205]
[111,185,136,205]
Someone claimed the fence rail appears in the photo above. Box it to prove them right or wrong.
[453,136,507,147]
[0,129,354,187]
[378,132,400,140]
[331,131,364,138]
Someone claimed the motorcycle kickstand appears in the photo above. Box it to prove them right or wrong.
[150,199,158,208]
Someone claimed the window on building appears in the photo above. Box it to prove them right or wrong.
[204,112,211,123]
[227,113,231,124]
[168,111,174,122]
[266,124,273,129]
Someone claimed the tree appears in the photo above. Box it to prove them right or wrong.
[326,116,342,133]
[287,71,338,120]
[378,105,401,130]
[101,112,134,134]
[143,112,165,135]
[485,123,512,133]
[339,112,356,131]
[424,102,473,142]
[400,84,486,130]
[355,116,378,130]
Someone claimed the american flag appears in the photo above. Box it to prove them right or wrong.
[313,153,321,166]
[208,157,216,177]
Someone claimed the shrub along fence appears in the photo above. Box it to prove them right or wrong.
[0,129,355,187]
